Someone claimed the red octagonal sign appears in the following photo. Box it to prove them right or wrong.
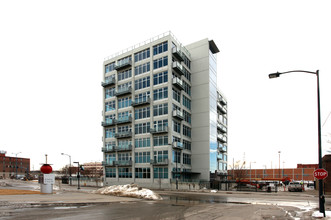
[314,168,328,180]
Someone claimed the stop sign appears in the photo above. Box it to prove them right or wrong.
[314,168,328,180]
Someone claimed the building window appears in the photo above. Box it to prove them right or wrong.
[105,75,115,83]
[117,56,131,66]
[183,140,191,150]
[117,125,131,133]
[153,119,168,129]
[135,168,150,179]
[118,152,131,161]
[153,87,168,101]
[118,69,132,81]
[105,168,116,178]
[135,76,150,91]
[173,120,181,133]
[172,150,181,163]
[135,62,150,76]
[183,53,191,69]
[153,56,168,69]
[135,122,150,134]
[183,153,191,165]
[134,107,150,120]
[118,167,132,178]
[172,88,180,103]
[105,87,115,99]
[153,41,168,55]
[105,141,116,148]
[153,71,168,85]
[153,103,168,116]
[105,101,116,112]
[183,125,191,138]
[105,62,115,73]
[183,68,191,82]
[118,82,132,90]
[154,167,168,179]
[134,48,150,62]
[118,97,132,109]
[135,152,151,163]
[183,95,191,110]
[183,110,191,124]
[134,91,150,102]
[135,138,151,148]
[154,150,168,162]
[105,128,115,138]
[106,153,116,163]
[183,81,191,96]
[153,135,168,146]
[118,139,132,148]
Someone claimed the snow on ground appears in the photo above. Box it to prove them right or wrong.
[92,184,163,200]
[312,211,331,219]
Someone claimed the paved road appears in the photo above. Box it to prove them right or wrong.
[0,179,329,219]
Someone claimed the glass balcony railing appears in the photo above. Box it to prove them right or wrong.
[115,160,132,166]
[217,102,227,114]
[172,141,184,150]
[150,125,168,134]
[116,144,132,152]
[102,145,116,153]
[102,161,116,166]
[101,77,115,87]
[217,123,227,133]
[172,77,184,90]
[150,158,169,165]
[172,61,185,75]
[115,131,132,138]
[114,59,132,71]
[131,97,151,107]
[101,118,116,127]
[217,134,227,143]
[116,115,132,124]
[115,86,132,96]
[172,109,184,120]
[172,47,184,62]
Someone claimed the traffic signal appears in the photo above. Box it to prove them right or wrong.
[80,165,84,171]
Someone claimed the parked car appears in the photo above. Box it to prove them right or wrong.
[288,182,303,192]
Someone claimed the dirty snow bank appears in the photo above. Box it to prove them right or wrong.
[92,184,162,200]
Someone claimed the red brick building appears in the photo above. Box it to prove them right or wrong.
[228,163,317,182]
[0,150,30,179]
[322,155,331,193]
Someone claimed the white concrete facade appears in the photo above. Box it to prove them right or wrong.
[101,32,227,188]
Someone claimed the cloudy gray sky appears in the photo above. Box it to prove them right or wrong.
[1,0,331,170]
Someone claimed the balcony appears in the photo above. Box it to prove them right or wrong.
[115,86,132,97]
[131,97,151,107]
[217,155,224,161]
[172,61,185,75]
[102,145,116,153]
[101,77,115,87]
[172,109,184,120]
[115,131,132,139]
[150,125,168,134]
[217,102,227,114]
[116,144,132,152]
[114,59,132,71]
[172,77,184,90]
[116,115,132,124]
[217,123,227,133]
[102,161,116,167]
[101,119,116,127]
[172,142,184,150]
[217,134,227,143]
[172,47,184,62]
[115,160,132,166]
[150,158,169,166]
[219,97,227,105]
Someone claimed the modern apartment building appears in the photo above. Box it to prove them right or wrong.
[101,32,227,188]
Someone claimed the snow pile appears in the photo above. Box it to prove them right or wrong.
[92,184,162,200]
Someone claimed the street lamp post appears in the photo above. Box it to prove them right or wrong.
[269,69,325,216]
[61,153,72,185]
[249,161,256,183]
[278,151,281,179]
[73,162,80,189]
[13,152,21,179]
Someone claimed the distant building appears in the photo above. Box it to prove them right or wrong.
[228,163,318,182]
[82,162,103,178]
[0,150,30,179]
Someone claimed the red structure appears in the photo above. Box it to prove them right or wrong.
[0,150,30,179]
[40,164,53,174]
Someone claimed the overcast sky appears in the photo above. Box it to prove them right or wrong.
[1,0,330,170]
